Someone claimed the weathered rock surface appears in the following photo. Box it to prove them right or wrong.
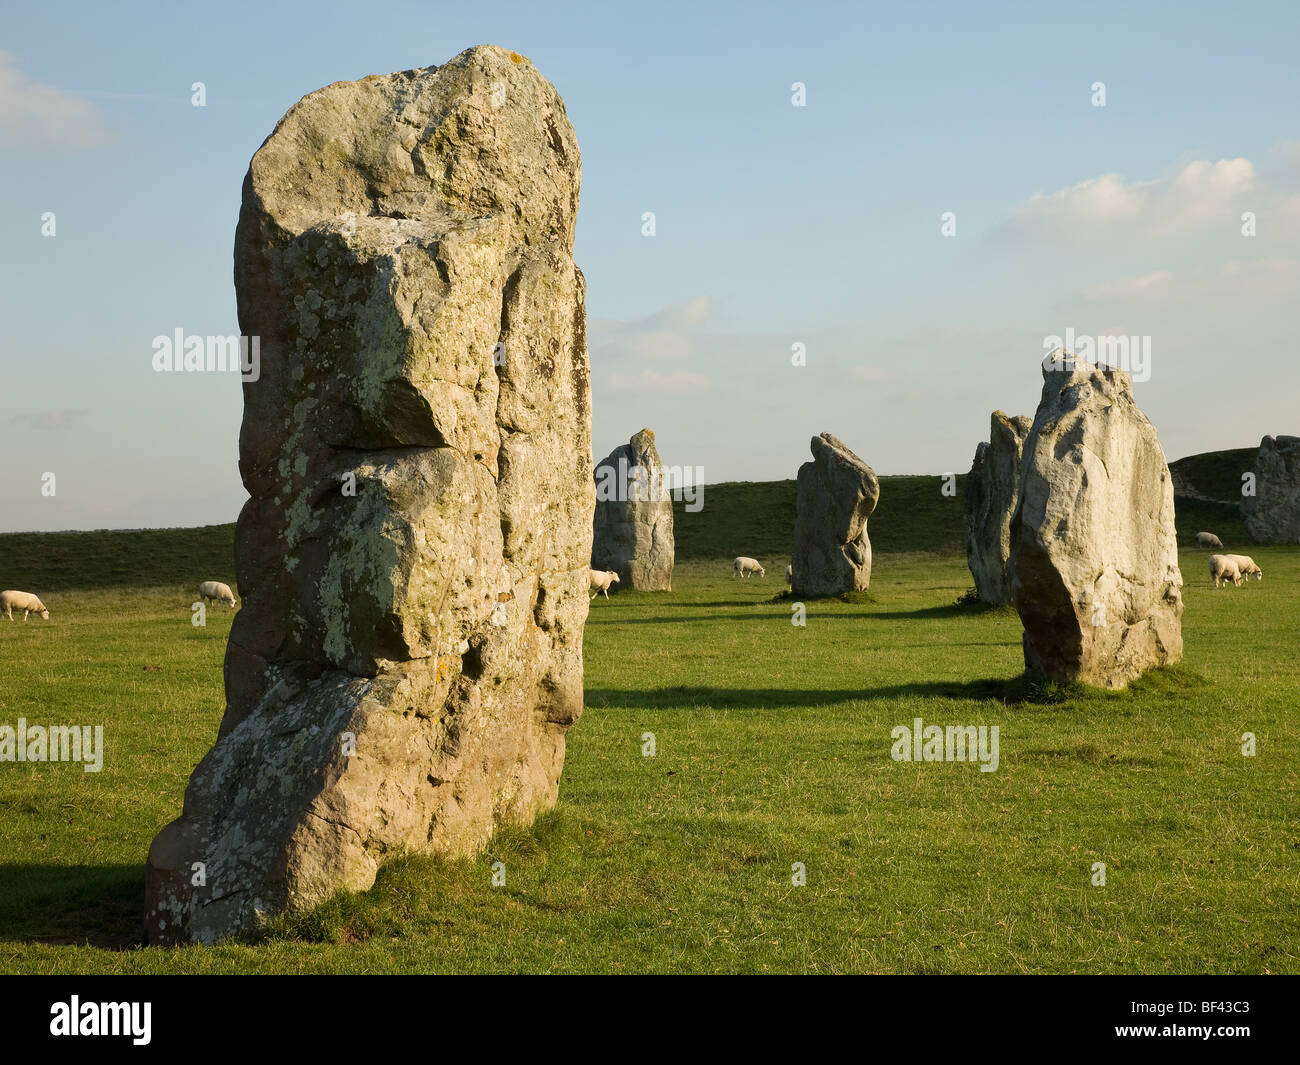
[591,428,674,590]
[1242,435,1300,544]
[146,46,592,944]
[1009,354,1183,689]
[791,432,879,597]
[965,411,1032,604]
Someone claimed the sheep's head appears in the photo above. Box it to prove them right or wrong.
[610,572,620,584]
[39,608,50,620]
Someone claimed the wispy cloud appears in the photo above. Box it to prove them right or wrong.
[848,365,901,385]
[997,158,1255,242]
[0,51,112,150]
[1076,258,1299,311]
[590,294,717,362]
[16,408,91,431]
[1275,140,1300,172]
[606,368,710,395]
[1079,270,1175,305]
[590,295,715,391]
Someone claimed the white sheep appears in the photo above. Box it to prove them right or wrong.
[1,590,50,621]
[1223,554,1262,582]
[1196,531,1224,549]
[733,557,765,579]
[198,580,238,608]
[589,569,620,599]
[1208,555,1242,588]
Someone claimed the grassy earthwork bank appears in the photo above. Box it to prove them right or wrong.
[0,471,1296,973]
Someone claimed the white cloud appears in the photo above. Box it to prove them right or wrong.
[589,294,718,365]
[1079,270,1175,304]
[607,328,693,360]
[653,294,713,327]
[0,51,111,150]
[1077,258,1299,311]
[590,294,717,398]
[999,158,1255,241]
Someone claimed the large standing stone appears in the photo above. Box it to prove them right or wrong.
[591,428,674,590]
[1010,354,1183,689]
[791,433,879,597]
[1242,435,1300,544]
[145,46,591,944]
[965,411,1032,604]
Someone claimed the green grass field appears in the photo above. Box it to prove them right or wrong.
[1,476,1296,974]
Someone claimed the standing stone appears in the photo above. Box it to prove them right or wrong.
[591,428,674,590]
[1242,435,1300,544]
[1010,354,1183,689]
[792,432,879,596]
[965,411,1032,604]
[145,46,591,944]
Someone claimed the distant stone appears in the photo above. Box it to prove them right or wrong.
[1010,354,1183,689]
[791,432,879,597]
[145,46,591,944]
[1242,435,1300,544]
[965,410,1032,604]
[592,428,674,590]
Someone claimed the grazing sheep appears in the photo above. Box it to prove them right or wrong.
[733,557,765,579]
[0,590,49,621]
[1224,554,1263,582]
[589,569,620,599]
[198,580,238,608]
[1196,531,1224,549]
[1208,554,1243,588]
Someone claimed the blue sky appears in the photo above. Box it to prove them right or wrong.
[2,0,1297,529]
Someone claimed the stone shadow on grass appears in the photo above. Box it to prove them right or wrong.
[594,612,805,624]
[0,863,144,949]
[586,665,1208,711]
[594,600,771,611]
[763,591,1018,620]
[853,603,1016,621]
[586,676,1038,709]
[592,605,1018,624]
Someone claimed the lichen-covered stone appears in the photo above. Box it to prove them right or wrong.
[965,411,1032,604]
[146,46,591,944]
[591,428,674,590]
[791,432,879,597]
[1009,354,1183,689]
[1242,434,1300,544]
